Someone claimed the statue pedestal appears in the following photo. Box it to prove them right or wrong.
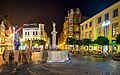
[47,50,69,62]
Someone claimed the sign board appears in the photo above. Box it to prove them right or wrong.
[102,20,110,26]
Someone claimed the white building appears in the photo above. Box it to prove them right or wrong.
[22,23,47,42]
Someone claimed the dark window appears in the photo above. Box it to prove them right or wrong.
[36,31,37,35]
[76,18,79,23]
[105,13,109,21]
[98,17,101,23]
[28,32,29,35]
[41,31,43,35]
[89,22,92,27]
[113,8,118,18]
[85,24,88,29]
[82,26,84,30]
[33,31,34,35]
[25,32,27,35]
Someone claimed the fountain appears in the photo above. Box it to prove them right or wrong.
[47,22,69,62]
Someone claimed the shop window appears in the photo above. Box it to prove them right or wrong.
[112,22,118,37]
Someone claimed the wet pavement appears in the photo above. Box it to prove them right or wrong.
[0,54,120,75]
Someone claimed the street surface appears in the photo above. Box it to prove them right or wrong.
[0,54,120,75]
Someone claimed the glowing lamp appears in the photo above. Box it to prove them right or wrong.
[102,20,110,26]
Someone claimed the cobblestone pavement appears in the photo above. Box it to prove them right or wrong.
[0,55,120,75]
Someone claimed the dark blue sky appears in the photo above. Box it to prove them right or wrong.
[0,0,119,37]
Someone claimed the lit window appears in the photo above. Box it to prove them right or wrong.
[89,30,92,39]
[69,26,73,31]
[82,33,84,39]
[104,26,109,37]
[69,18,73,24]
[76,34,79,40]
[113,8,118,18]
[112,23,118,37]
[98,27,101,35]
[85,32,88,38]
[76,26,79,31]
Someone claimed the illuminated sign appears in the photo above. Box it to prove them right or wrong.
[102,20,110,26]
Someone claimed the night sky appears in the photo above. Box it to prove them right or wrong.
[0,0,119,37]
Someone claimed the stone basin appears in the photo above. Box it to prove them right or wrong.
[47,50,69,62]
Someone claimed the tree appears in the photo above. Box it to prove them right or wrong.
[32,40,45,46]
[82,38,92,53]
[116,34,120,45]
[66,38,77,45]
[76,40,82,49]
[66,38,77,51]
[96,36,109,54]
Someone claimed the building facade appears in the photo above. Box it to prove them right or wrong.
[0,15,14,54]
[0,21,6,54]
[80,1,120,52]
[22,23,48,49]
[58,8,82,50]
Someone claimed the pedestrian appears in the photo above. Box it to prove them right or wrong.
[42,49,48,63]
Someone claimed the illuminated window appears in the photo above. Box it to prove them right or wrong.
[69,18,73,24]
[105,13,109,21]
[89,30,92,39]
[113,8,118,18]
[76,34,79,40]
[98,27,101,35]
[89,22,92,27]
[104,26,109,37]
[76,26,79,31]
[112,23,118,37]
[82,33,84,39]
[85,32,88,38]
[98,17,101,24]
[69,26,73,31]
